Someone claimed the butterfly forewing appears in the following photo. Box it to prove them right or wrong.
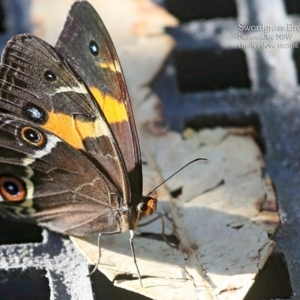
[55,1,143,198]
[0,34,95,118]
[0,33,133,204]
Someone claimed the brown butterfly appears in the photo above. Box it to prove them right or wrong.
[0,0,157,283]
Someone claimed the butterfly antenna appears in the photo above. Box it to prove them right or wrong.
[146,157,207,196]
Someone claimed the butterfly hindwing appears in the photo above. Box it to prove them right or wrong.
[0,113,127,236]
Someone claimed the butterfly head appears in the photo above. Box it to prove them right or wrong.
[136,196,157,221]
[118,195,157,232]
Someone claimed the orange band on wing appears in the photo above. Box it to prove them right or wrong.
[90,86,128,124]
[42,112,99,149]
[100,60,121,73]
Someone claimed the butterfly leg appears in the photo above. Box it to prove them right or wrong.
[87,233,102,277]
[129,229,143,287]
[139,214,179,248]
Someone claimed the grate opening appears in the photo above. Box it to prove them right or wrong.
[185,112,266,154]
[0,218,43,245]
[90,268,151,300]
[0,268,50,300]
[165,0,237,22]
[0,0,5,33]
[244,252,293,299]
[292,44,300,83]
[284,0,300,14]
[174,49,251,92]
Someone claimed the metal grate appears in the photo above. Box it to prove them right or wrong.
[0,0,299,299]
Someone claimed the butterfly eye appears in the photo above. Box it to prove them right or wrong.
[0,176,26,202]
[89,40,99,56]
[44,70,57,82]
[137,198,157,216]
[137,202,148,212]
[21,126,46,147]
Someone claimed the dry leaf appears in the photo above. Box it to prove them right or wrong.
[71,128,279,300]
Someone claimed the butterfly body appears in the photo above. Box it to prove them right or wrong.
[0,0,156,237]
